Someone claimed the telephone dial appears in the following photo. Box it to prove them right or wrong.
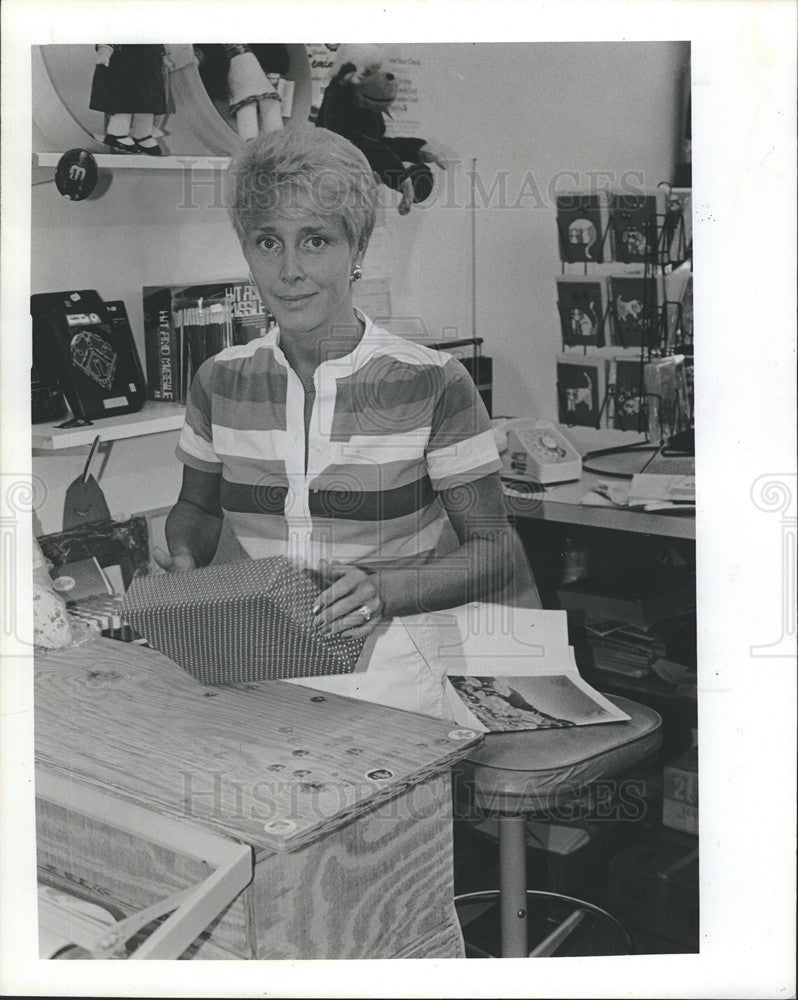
[496,417,583,486]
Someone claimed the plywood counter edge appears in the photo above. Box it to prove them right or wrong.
[36,733,483,857]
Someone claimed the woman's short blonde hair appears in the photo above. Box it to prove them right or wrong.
[228,125,378,253]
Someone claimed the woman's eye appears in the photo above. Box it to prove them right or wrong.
[306,236,328,249]
[256,236,278,250]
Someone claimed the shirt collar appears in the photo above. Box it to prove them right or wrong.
[267,310,379,377]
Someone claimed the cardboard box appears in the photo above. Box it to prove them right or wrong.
[608,830,698,948]
[662,747,698,835]
[122,556,363,684]
[659,847,699,946]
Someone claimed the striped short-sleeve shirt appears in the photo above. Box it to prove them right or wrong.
[176,314,502,570]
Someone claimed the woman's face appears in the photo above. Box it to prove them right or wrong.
[240,207,359,339]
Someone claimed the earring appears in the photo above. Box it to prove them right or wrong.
[351,263,363,282]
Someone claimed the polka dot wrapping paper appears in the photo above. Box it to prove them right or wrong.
[122,557,364,684]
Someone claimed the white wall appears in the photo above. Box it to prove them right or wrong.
[31,41,688,535]
[410,42,686,417]
[31,170,243,535]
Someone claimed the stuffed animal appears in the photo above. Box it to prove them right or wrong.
[196,44,290,141]
[90,45,173,155]
[315,46,449,214]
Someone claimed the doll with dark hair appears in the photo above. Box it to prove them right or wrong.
[90,44,172,155]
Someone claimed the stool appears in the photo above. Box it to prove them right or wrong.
[454,694,662,957]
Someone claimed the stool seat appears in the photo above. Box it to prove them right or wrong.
[454,694,663,956]
[457,695,662,813]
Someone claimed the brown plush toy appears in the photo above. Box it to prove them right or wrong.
[315,46,449,214]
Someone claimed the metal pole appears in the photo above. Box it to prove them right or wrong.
[471,157,477,343]
[498,814,528,957]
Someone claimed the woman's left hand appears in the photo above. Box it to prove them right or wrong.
[312,560,386,639]
[398,176,415,215]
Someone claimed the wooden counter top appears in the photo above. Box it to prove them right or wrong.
[35,638,482,856]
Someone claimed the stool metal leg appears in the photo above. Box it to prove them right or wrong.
[498,814,528,957]
[454,888,635,958]
[528,908,586,957]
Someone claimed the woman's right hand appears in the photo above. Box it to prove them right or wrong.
[153,547,196,574]
[95,45,114,67]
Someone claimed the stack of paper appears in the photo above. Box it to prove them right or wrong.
[582,473,695,513]
[584,620,668,678]
[628,473,695,511]
[412,604,631,733]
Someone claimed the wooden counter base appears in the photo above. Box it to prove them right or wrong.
[37,771,460,959]
[35,639,482,959]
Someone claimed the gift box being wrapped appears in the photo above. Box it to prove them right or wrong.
[122,556,364,685]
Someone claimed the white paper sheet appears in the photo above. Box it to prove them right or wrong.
[406,603,631,732]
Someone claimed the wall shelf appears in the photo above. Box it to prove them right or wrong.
[33,402,185,451]
[35,152,230,171]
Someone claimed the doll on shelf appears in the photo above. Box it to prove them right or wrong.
[315,45,451,215]
[90,44,172,155]
[196,44,289,141]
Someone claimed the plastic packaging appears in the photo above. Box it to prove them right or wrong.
[33,538,99,650]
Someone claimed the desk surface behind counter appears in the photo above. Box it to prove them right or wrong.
[503,425,695,541]
[35,638,481,959]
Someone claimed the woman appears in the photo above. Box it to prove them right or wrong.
[156,124,516,715]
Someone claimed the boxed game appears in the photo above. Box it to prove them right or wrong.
[123,556,363,684]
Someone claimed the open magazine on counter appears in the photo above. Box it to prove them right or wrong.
[406,603,630,734]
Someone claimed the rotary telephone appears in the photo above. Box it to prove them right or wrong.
[496,417,583,486]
